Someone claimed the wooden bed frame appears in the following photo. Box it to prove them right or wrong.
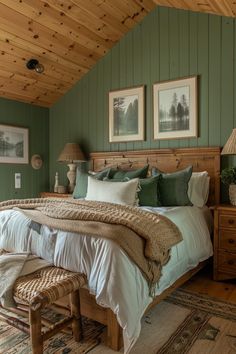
[78,147,221,351]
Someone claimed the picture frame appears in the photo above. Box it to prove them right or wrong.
[0,124,29,164]
[153,76,197,140]
[109,86,144,142]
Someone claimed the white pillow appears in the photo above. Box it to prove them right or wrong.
[188,171,210,207]
[85,176,139,206]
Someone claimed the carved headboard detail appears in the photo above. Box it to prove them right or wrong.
[90,147,221,206]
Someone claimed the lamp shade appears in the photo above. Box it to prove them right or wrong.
[221,129,236,155]
[57,143,85,162]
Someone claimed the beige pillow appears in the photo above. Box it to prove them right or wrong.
[188,171,210,207]
[85,176,139,206]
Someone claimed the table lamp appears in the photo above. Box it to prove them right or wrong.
[58,143,85,193]
[221,128,236,155]
[221,128,236,205]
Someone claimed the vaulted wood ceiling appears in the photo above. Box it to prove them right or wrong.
[0,0,235,108]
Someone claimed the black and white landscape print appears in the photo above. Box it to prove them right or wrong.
[0,125,28,163]
[113,94,138,136]
[0,130,24,158]
[109,86,144,142]
[159,86,190,132]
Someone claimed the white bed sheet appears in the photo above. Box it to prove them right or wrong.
[0,205,213,353]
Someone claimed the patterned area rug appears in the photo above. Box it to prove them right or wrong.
[1,289,236,354]
[0,307,105,354]
[127,289,236,354]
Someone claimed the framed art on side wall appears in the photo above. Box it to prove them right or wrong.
[109,86,144,143]
[0,124,29,164]
[153,76,197,140]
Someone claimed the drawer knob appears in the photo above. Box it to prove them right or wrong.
[228,239,235,244]
[228,259,234,265]
[228,219,235,225]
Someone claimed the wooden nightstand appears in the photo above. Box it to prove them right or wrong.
[214,205,236,281]
[40,192,72,198]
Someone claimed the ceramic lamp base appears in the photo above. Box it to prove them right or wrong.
[67,163,76,193]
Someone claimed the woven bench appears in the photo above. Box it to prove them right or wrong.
[0,266,86,354]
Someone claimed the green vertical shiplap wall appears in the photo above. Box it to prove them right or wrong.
[50,6,236,187]
[0,97,49,200]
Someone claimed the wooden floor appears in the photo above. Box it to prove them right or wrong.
[183,262,236,303]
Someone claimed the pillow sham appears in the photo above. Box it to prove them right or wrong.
[85,176,139,206]
[138,176,162,207]
[188,171,210,207]
[103,175,162,207]
[152,166,193,206]
[109,164,149,180]
[73,168,110,199]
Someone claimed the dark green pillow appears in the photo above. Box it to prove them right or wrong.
[73,168,110,198]
[109,164,149,180]
[138,176,162,207]
[152,166,193,206]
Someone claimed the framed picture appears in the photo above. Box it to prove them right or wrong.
[0,124,29,164]
[153,76,197,140]
[109,86,144,142]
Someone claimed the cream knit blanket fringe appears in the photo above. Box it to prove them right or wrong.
[0,250,51,308]
[0,198,182,287]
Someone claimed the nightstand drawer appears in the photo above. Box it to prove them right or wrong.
[219,214,236,229]
[218,251,236,273]
[219,230,236,251]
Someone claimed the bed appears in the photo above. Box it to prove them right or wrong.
[0,147,220,353]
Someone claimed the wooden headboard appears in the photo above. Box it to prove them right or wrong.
[90,147,221,206]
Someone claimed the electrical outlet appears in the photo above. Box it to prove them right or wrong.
[15,173,21,189]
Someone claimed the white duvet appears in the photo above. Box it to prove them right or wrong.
[0,205,213,353]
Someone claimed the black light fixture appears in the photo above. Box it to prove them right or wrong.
[26,59,44,74]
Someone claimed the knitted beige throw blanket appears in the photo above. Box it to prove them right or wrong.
[0,198,182,287]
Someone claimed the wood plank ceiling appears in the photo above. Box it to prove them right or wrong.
[0,0,235,108]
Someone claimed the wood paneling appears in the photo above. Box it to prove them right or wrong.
[0,97,49,201]
[153,0,236,17]
[0,0,155,107]
[1,1,236,107]
[90,147,221,206]
[49,6,235,189]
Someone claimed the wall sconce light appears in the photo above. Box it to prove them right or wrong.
[26,59,44,74]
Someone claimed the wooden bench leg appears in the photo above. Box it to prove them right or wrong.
[29,308,43,354]
[70,289,83,341]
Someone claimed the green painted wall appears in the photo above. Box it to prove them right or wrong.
[50,6,236,191]
[0,97,49,201]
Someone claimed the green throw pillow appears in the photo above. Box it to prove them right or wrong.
[138,176,162,207]
[109,164,149,180]
[152,166,193,206]
[73,168,110,198]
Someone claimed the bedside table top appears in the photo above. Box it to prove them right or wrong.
[40,192,72,198]
[215,204,236,212]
